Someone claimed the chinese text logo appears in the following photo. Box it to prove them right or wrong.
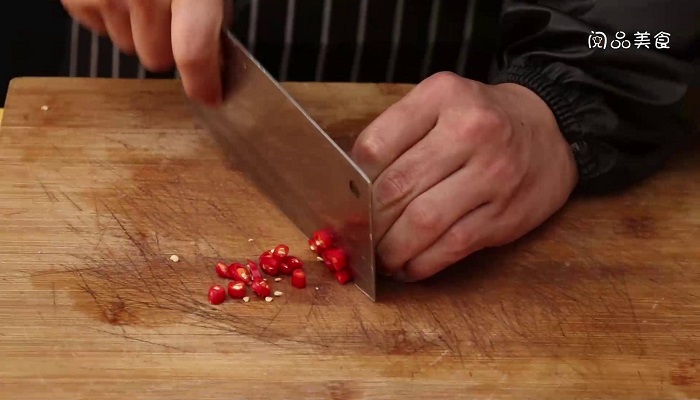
[588,31,670,50]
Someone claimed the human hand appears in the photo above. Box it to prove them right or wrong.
[60,0,232,106]
[351,72,578,282]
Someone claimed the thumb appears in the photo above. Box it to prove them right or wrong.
[171,0,225,106]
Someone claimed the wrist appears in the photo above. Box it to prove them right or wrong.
[491,82,579,190]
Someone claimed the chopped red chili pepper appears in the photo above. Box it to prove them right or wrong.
[312,229,334,251]
[259,249,274,261]
[272,244,289,260]
[247,259,263,282]
[278,260,294,275]
[284,255,304,270]
[231,266,252,285]
[251,279,272,297]
[227,281,247,299]
[227,262,245,279]
[322,248,347,271]
[291,269,306,289]
[335,269,352,285]
[260,256,279,276]
[308,238,320,254]
[215,262,230,279]
[208,285,226,304]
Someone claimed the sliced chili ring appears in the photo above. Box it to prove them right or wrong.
[259,249,274,261]
[260,256,280,276]
[312,229,334,251]
[215,262,230,279]
[231,266,252,285]
[279,261,294,275]
[284,255,304,270]
[308,238,320,254]
[208,285,226,304]
[291,269,306,289]
[335,269,352,285]
[227,262,245,279]
[227,281,247,299]
[247,259,263,282]
[251,279,272,298]
[322,248,347,271]
[272,244,290,260]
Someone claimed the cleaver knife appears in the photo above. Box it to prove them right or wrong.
[188,31,376,301]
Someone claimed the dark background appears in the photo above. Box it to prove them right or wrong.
[0,0,502,106]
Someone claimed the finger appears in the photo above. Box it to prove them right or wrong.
[129,0,174,71]
[351,77,448,180]
[61,1,107,34]
[223,0,235,28]
[398,203,497,282]
[171,0,225,106]
[100,0,136,54]
[372,118,474,239]
[376,162,495,275]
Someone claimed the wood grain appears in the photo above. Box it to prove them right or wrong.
[0,77,699,399]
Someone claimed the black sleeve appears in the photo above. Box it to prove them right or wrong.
[491,0,700,194]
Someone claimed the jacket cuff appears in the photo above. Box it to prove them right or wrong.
[491,62,621,192]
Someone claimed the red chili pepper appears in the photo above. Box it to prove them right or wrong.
[208,285,226,304]
[284,255,304,270]
[227,262,245,279]
[247,259,263,282]
[272,244,289,260]
[259,249,274,261]
[291,269,306,289]
[312,229,334,251]
[227,281,247,299]
[251,279,271,297]
[215,262,230,279]
[260,256,279,276]
[322,248,347,271]
[308,238,320,254]
[335,269,352,285]
[278,261,294,275]
[231,266,252,285]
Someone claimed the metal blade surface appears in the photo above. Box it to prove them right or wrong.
[189,31,376,300]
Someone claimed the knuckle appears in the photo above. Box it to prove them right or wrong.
[470,106,511,135]
[419,71,464,97]
[490,156,520,185]
[375,168,413,208]
[425,71,462,88]
[405,202,440,232]
[453,106,511,144]
[445,226,476,254]
[425,71,484,96]
[352,135,384,166]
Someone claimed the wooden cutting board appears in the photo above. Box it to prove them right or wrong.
[1,77,699,399]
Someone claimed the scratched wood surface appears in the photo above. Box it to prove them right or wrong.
[0,77,699,399]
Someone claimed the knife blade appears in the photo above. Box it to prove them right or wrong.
[188,31,376,301]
